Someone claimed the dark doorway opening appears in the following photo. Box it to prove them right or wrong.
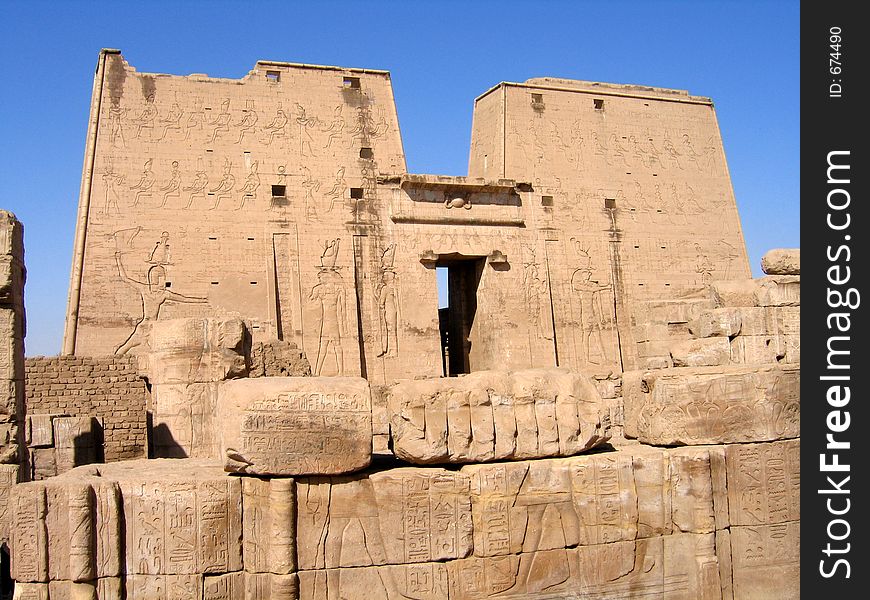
[436,256,484,376]
[1,543,12,599]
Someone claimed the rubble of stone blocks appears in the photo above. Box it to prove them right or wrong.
[4,250,800,599]
[631,249,800,371]
[8,439,799,599]
[25,414,102,480]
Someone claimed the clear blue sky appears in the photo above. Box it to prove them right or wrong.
[0,0,799,357]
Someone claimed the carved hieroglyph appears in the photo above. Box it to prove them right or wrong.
[297,468,473,571]
[218,377,372,475]
[623,364,800,445]
[11,459,243,586]
[387,369,610,464]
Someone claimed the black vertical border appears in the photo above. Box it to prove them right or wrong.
[802,3,867,596]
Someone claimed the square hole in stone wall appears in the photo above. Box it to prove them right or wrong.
[604,198,616,209]
[531,93,543,104]
[343,76,361,89]
[271,184,286,197]
[266,71,280,82]
[359,147,374,159]
[594,98,605,110]
[350,188,364,199]
[541,195,554,207]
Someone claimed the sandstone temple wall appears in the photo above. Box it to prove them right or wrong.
[24,356,147,462]
[63,51,753,382]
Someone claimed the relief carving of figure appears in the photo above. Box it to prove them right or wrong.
[295,103,318,157]
[157,97,184,141]
[237,160,260,210]
[209,159,235,210]
[132,93,158,140]
[324,167,347,213]
[375,243,399,358]
[235,99,259,144]
[321,105,345,149]
[108,105,126,148]
[309,239,346,376]
[523,251,553,342]
[208,99,232,144]
[184,97,207,140]
[159,160,181,208]
[570,242,613,365]
[262,105,289,145]
[101,160,124,214]
[182,158,209,209]
[113,249,207,355]
[130,159,156,207]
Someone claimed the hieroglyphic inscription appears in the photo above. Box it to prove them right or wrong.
[122,477,242,575]
[725,439,800,525]
[730,522,800,599]
[12,483,48,583]
[220,378,372,476]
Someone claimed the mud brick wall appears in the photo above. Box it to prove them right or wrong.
[24,356,147,461]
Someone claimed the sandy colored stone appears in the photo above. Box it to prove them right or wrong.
[689,307,742,338]
[627,364,800,445]
[296,468,472,570]
[730,522,800,600]
[669,337,730,367]
[52,416,99,474]
[725,439,800,526]
[242,478,296,574]
[753,275,800,307]
[761,248,800,275]
[64,52,750,381]
[463,455,638,558]
[388,369,610,464]
[218,377,372,476]
[710,280,759,307]
[668,448,715,534]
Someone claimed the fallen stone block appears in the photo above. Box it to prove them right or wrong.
[218,377,372,476]
[387,368,610,464]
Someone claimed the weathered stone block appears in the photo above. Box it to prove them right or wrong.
[242,478,296,574]
[388,369,609,464]
[296,468,472,569]
[761,248,800,275]
[669,337,730,367]
[626,365,800,445]
[463,455,638,558]
[219,377,372,476]
[725,439,800,526]
[753,275,800,307]
[730,522,800,600]
[689,307,742,338]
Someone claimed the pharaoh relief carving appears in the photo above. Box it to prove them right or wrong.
[100,160,124,215]
[375,243,399,358]
[184,97,207,140]
[130,159,156,207]
[235,99,259,144]
[308,239,347,376]
[158,161,181,208]
[156,96,184,141]
[301,166,321,219]
[112,230,207,355]
[108,105,126,148]
[182,158,209,209]
[209,159,236,210]
[295,103,318,157]
[238,161,260,210]
[569,241,614,366]
[132,94,157,140]
[262,104,289,145]
[208,99,232,144]
[322,105,345,149]
[324,167,347,213]
[522,248,553,342]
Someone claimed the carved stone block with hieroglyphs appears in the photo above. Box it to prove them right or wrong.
[219,377,372,476]
[296,467,472,570]
[388,369,610,464]
[626,364,800,445]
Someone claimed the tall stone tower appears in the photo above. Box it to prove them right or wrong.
[64,50,749,382]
